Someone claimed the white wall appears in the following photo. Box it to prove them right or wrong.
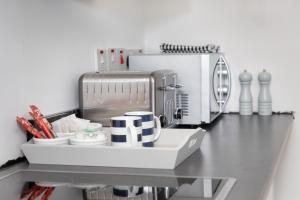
[142,0,300,199]
[0,0,144,165]
[143,0,299,113]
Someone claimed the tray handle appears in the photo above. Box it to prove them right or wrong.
[188,138,198,149]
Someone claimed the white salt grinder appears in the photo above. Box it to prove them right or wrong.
[258,69,272,115]
[239,70,253,115]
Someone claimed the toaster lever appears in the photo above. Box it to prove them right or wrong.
[169,84,184,89]
[159,86,175,91]
[174,108,183,119]
[159,84,183,91]
[159,115,168,127]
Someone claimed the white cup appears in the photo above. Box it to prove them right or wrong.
[110,116,142,147]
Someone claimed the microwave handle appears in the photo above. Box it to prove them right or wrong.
[216,56,231,111]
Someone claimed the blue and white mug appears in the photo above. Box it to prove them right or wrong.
[124,111,161,147]
[113,185,143,198]
[110,116,142,147]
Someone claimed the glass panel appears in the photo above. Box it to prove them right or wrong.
[0,171,236,200]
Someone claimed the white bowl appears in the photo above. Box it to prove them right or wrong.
[33,133,70,145]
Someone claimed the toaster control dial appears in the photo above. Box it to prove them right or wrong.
[159,84,183,91]
[174,108,183,119]
[159,86,175,91]
[169,84,184,89]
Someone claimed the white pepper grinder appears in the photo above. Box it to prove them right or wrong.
[258,69,272,115]
[239,70,253,115]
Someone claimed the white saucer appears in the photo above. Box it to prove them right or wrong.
[33,133,70,145]
[70,133,107,146]
[36,181,70,187]
[72,183,106,189]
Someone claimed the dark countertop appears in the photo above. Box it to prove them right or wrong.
[0,114,294,200]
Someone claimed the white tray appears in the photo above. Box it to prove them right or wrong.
[21,128,206,169]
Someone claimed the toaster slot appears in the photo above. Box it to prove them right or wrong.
[83,83,89,104]
[136,81,141,104]
[94,82,103,104]
[87,82,97,107]
[129,82,137,104]
[128,81,150,105]
[143,82,148,104]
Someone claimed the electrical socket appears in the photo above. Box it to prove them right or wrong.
[95,48,143,72]
[95,48,108,72]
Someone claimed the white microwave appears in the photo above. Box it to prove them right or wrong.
[128,53,231,125]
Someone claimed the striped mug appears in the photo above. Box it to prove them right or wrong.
[110,116,142,147]
[113,186,143,198]
[124,111,161,147]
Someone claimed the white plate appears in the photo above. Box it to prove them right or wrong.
[70,139,107,146]
[72,183,106,189]
[36,182,70,187]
